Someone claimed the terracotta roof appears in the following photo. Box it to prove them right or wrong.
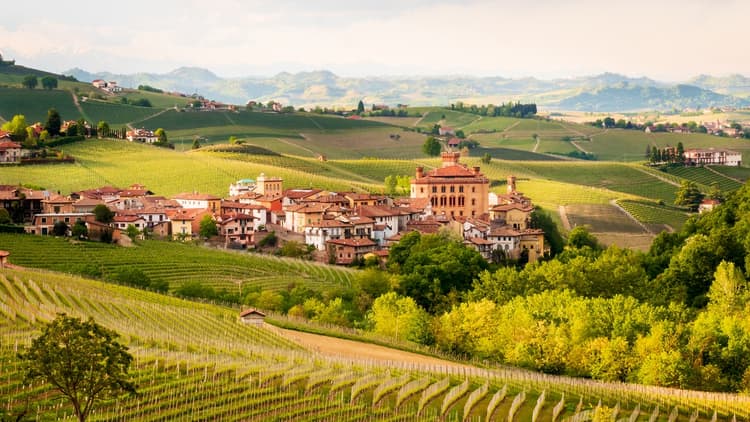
[489,227,521,237]
[424,165,482,178]
[0,140,21,149]
[491,203,534,213]
[467,237,495,245]
[307,219,351,228]
[326,238,377,247]
[285,203,330,213]
[74,198,105,206]
[357,205,401,217]
[345,215,375,225]
[283,189,322,199]
[239,308,266,317]
[113,215,143,223]
[173,192,220,201]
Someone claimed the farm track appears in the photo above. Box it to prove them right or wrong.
[413,111,429,127]
[632,166,681,187]
[558,205,572,230]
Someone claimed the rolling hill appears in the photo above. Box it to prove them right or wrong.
[65,66,750,111]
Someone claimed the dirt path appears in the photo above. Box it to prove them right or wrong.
[293,134,320,157]
[558,205,572,231]
[532,135,540,152]
[70,90,89,121]
[269,326,473,371]
[413,111,429,127]
[570,140,589,154]
[632,166,680,187]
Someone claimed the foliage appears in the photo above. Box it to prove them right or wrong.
[71,220,88,239]
[93,204,114,223]
[421,136,441,156]
[198,214,218,238]
[530,207,564,256]
[19,314,136,421]
[45,108,61,136]
[368,292,431,343]
[566,225,599,250]
[389,231,487,313]
[40,76,58,90]
[674,180,704,211]
[53,221,68,236]
[1,114,27,142]
[22,75,38,89]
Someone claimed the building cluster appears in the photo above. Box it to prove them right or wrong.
[125,129,159,143]
[0,131,22,163]
[3,154,546,264]
[91,79,122,93]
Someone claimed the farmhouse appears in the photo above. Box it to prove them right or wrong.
[126,128,159,143]
[683,148,742,166]
[438,126,455,136]
[410,151,489,218]
[0,139,21,163]
[326,237,377,265]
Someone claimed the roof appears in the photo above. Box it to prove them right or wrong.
[74,198,105,207]
[326,238,377,247]
[423,165,482,178]
[0,140,22,149]
[239,308,266,317]
[283,189,322,199]
[491,203,534,213]
[357,205,401,218]
[113,215,143,223]
[306,219,352,228]
[173,192,221,201]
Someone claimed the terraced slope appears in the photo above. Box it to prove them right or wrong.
[1,268,747,421]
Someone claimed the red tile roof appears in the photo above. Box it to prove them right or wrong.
[0,140,21,149]
[327,238,377,247]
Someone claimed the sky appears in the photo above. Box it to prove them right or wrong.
[0,0,746,81]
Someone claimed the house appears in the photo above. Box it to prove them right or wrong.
[218,213,256,247]
[438,126,455,136]
[284,203,332,233]
[282,189,324,206]
[112,215,148,232]
[0,186,46,222]
[326,238,377,265]
[0,250,9,268]
[92,80,121,92]
[239,308,266,326]
[173,192,221,212]
[168,208,208,240]
[699,198,721,213]
[447,137,461,148]
[229,178,256,197]
[683,148,742,166]
[126,129,159,143]
[25,212,94,236]
[410,151,489,218]
[0,140,22,163]
[304,219,354,250]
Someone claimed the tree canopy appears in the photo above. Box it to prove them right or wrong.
[421,136,441,156]
[22,75,38,89]
[45,108,62,136]
[19,314,136,422]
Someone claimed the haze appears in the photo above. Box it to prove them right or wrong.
[0,0,746,81]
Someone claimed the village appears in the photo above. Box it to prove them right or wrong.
[1,151,546,265]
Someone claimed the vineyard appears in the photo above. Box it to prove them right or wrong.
[0,86,80,123]
[0,234,356,294]
[1,268,749,421]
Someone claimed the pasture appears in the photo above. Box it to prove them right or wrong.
[1,267,747,421]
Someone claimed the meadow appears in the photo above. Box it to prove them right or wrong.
[2,267,747,421]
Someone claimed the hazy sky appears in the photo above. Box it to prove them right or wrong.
[0,0,746,80]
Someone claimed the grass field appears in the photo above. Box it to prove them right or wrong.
[2,267,747,421]
[0,87,81,123]
[0,233,355,293]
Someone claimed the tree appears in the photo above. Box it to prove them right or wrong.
[198,214,218,238]
[1,114,28,143]
[71,220,88,239]
[22,75,38,89]
[45,108,62,136]
[192,138,201,149]
[93,204,114,223]
[154,128,167,143]
[567,225,599,250]
[53,221,68,236]
[674,180,704,211]
[125,224,140,241]
[368,292,431,343]
[0,208,11,224]
[422,136,441,156]
[480,153,491,164]
[357,100,365,114]
[97,121,110,138]
[41,76,58,90]
[19,314,136,422]
[384,175,398,194]
[676,142,685,164]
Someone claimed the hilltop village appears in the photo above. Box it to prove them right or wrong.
[3,151,545,264]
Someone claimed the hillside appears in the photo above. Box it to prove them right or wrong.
[64,66,750,111]
[1,267,747,421]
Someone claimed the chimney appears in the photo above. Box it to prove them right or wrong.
[473,166,480,175]
[441,151,460,167]
[507,175,517,194]
[416,167,424,178]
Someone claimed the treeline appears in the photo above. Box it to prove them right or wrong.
[137,84,163,93]
[451,101,538,118]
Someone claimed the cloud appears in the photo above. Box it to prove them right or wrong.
[0,0,747,80]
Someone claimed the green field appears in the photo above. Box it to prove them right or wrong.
[0,87,81,122]
[0,233,355,293]
[80,100,165,126]
[1,267,746,421]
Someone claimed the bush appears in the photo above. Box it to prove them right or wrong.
[113,268,151,289]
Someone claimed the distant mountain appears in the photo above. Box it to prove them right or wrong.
[553,84,750,112]
[64,67,750,111]
[688,74,750,97]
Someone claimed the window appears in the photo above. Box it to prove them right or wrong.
[441,186,446,193]
[41,217,47,224]
[471,199,476,206]
[459,186,464,193]
[450,186,455,193]
[472,187,476,193]
[420,187,424,193]
[432,186,437,193]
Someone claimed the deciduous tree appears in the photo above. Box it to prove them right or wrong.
[45,108,62,136]
[22,75,37,89]
[41,76,58,90]
[19,314,136,422]
[422,136,441,156]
